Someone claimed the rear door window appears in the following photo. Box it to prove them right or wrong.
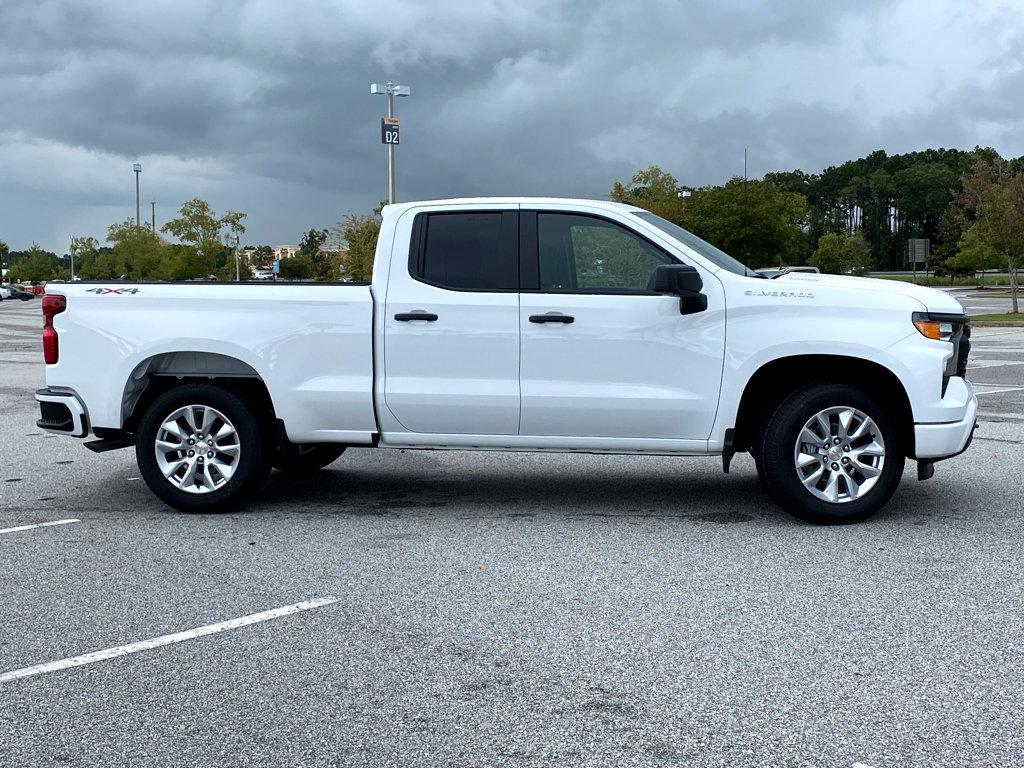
[412,211,518,291]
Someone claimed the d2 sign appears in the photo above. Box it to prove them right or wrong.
[381,117,400,145]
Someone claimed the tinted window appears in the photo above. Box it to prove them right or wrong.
[417,212,517,290]
[537,213,673,292]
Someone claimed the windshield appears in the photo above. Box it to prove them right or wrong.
[631,211,761,277]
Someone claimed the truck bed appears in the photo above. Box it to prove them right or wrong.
[45,282,378,444]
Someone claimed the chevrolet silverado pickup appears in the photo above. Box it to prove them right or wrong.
[35,198,976,524]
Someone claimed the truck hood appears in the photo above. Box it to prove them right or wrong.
[773,273,965,314]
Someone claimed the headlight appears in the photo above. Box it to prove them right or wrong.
[912,311,966,342]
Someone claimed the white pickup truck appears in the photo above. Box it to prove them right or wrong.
[35,198,976,524]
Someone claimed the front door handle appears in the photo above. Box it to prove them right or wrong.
[395,312,438,322]
[529,313,575,324]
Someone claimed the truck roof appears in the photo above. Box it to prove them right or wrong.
[382,197,641,216]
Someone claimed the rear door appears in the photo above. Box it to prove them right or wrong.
[382,207,521,435]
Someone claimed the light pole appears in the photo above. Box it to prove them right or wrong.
[370,81,410,204]
[151,201,156,232]
[69,235,74,283]
[133,163,142,228]
[231,233,241,281]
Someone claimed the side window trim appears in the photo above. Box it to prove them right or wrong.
[406,210,520,293]
[519,211,540,291]
[520,209,681,295]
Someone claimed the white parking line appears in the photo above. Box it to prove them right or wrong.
[968,360,1024,369]
[973,384,1024,394]
[0,518,80,536]
[0,596,340,684]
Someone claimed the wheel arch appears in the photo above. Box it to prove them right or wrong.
[732,354,914,456]
[121,351,277,434]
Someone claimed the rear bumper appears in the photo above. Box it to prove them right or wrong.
[913,391,978,459]
[35,388,89,438]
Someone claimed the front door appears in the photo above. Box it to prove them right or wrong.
[383,207,521,435]
[518,210,725,440]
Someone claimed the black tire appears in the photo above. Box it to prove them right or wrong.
[136,383,271,513]
[755,382,905,525]
[20,295,32,301]
[272,444,346,475]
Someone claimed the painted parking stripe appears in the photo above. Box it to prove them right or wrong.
[967,360,1024,369]
[0,518,80,536]
[973,384,1024,394]
[0,597,340,684]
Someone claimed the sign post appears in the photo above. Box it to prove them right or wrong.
[370,81,410,204]
[908,238,929,282]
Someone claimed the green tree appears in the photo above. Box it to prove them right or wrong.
[278,252,315,280]
[249,245,274,270]
[107,220,172,279]
[610,165,686,223]
[69,236,103,279]
[808,232,873,275]
[954,157,1024,312]
[298,228,336,280]
[161,199,246,279]
[15,243,65,282]
[336,202,384,282]
[946,224,1003,275]
[677,178,807,268]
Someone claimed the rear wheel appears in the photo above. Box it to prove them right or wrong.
[136,383,270,512]
[756,382,904,524]
[272,444,346,475]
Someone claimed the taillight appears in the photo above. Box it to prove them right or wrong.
[42,294,66,364]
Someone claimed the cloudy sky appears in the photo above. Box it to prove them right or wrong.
[2,0,1023,253]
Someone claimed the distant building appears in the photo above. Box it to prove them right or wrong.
[274,245,300,260]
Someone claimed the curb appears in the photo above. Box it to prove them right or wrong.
[969,321,1024,327]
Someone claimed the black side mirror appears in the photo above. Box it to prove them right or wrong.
[652,264,708,315]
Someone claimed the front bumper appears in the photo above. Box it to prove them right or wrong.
[35,388,89,438]
[913,388,978,459]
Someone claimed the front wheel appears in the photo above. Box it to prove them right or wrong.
[756,382,905,525]
[136,383,271,513]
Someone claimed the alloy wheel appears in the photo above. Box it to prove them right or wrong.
[793,406,886,503]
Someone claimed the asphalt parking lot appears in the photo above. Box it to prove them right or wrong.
[1,296,1022,767]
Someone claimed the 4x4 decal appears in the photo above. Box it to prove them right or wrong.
[85,288,141,295]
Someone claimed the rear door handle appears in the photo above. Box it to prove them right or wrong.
[529,313,575,324]
[394,312,438,322]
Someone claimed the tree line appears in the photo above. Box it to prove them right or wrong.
[0,199,383,285]
[611,146,1022,311]
[3,146,1021,311]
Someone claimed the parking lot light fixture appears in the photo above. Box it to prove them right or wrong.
[133,163,142,228]
[370,81,410,204]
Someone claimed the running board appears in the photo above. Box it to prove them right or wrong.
[84,437,135,453]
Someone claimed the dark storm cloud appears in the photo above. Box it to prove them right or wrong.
[2,0,1023,251]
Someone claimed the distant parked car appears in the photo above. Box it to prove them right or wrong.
[756,266,821,279]
[253,270,274,281]
[0,285,12,301]
[6,286,36,301]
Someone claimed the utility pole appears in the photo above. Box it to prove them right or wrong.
[151,201,156,232]
[231,233,241,281]
[133,163,142,228]
[370,81,410,204]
